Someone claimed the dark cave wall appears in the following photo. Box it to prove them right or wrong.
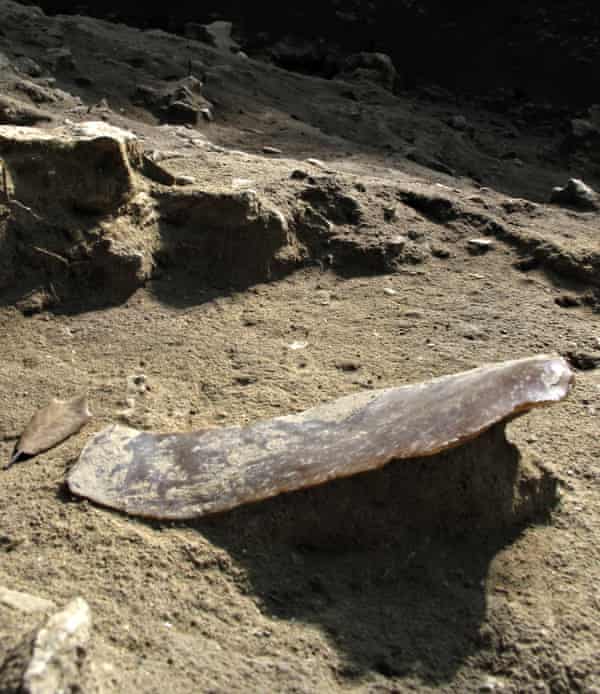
[18,1,600,106]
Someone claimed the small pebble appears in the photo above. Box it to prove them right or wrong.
[287,341,308,351]
[232,177,254,189]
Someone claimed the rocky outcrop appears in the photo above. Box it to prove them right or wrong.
[0,122,152,305]
[0,122,140,214]
[132,76,213,125]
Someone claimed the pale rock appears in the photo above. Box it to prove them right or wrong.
[22,597,91,694]
[467,238,495,254]
[0,122,140,213]
[551,178,599,210]
[69,120,137,143]
[199,107,213,122]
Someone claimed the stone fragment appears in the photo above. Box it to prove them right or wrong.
[68,355,573,523]
[550,178,599,210]
[132,79,212,125]
[22,598,91,694]
[9,394,92,467]
[467,238,495,254]
[199,107,213,122]
[306,158,327,168]
[479,676,507,692]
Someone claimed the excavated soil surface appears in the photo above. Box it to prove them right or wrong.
[0,2,599,692]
